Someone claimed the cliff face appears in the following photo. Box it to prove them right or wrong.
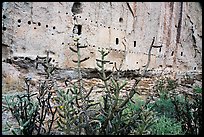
[2,2,202,92]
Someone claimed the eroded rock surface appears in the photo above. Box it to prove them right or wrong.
[2,2,202,93]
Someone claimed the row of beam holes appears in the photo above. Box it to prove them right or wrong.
[71,1,125,32]
[75,15,126,32]
[87,44,159,55]
[73,16,135,47]
[94,45,159,56]
[72,15,155,56]
[75,16,135,48]
[12,16,191,69]
[72,16,149,54]
[66,38,136,52]
[27,20,56,35]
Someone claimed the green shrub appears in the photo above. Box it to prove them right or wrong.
[121,96,146,126]
[3,93,39,135]
[171,91,202,135]
[54,87,79,135]
[193,86,202,94]
[153,78,202,135]
[120,95,156,135]
[132,108,156,135]
[151,116,184,135]
[152,93,176,118]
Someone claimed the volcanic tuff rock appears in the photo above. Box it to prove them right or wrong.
[2,2,202,92]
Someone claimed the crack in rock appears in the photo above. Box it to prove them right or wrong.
[187,15,200,58]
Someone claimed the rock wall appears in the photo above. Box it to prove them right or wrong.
[2,2,202,92]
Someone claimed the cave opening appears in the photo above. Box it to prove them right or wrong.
[71,2,82,15]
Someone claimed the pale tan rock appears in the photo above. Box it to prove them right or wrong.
[2,2,202,92]
[2,62,24,93]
